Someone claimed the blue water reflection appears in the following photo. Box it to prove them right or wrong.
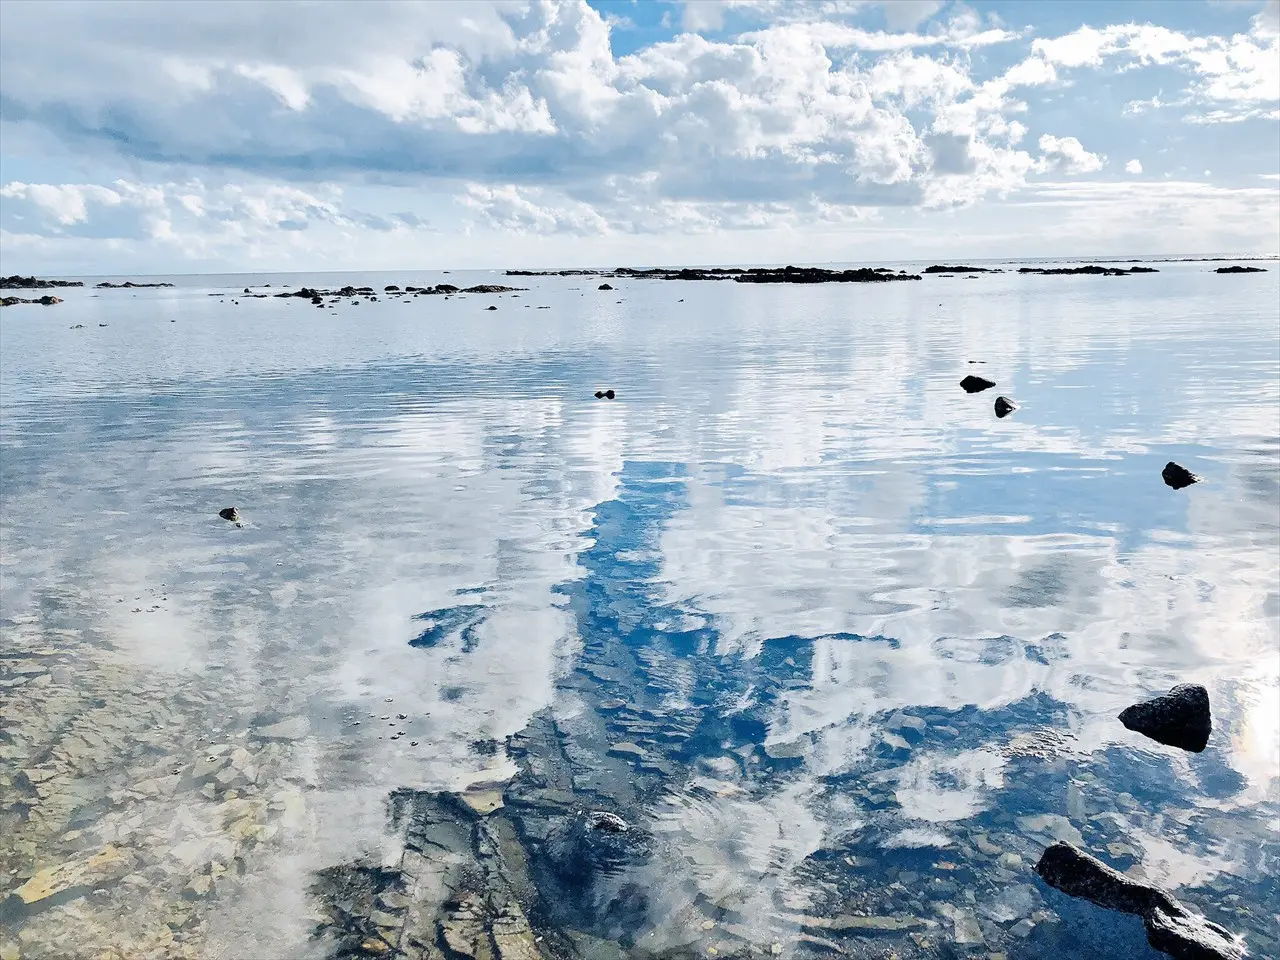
[0,262,1275,958]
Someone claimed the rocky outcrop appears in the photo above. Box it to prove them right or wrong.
[1163,461,1201,490]
[994,396,1018,418]
[734,265,921,283]
[1214,266,1266,274]
[598,283,614,290]
[1017,265,1158,276]
[1,276,84,289]
[925,265,1000,273]
[593,389,616,400]
[961,375,997,394]
[505,265,921,282]
[1,295,63,306]
[95,281,175,288]
[1119,683,1212,752]
[1036,842,1243,959]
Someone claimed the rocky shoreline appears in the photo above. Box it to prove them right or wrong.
[1,276,83,289]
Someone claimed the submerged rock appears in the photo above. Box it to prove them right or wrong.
[994,396,1018,418]
[1163,461,1201,490]
[1119,683,1212,752]
[1036,842,1243,959]
[217,506,242,524]
[961,375,997,394]
[587,811,629,833]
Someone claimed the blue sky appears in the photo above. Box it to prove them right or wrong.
[0,0,1276,273]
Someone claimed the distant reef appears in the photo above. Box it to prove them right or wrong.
[95,281,175,288]
[1,276,83,289]
[1017,265,1159,276]
[1214,265,1267,274]
[505,265,921,283]
[1,295,63,307]
[924,265,1002,274]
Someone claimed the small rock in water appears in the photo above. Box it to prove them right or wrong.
[1119,683,1212,753]
[960,375,997,394]
[598,282,613,290]
[486,305,498,311]
[1035,842,1243,960]
[587,811,629,833]
[994,396,1018,418]
[1162,461,1201,490]
[592,388,616,400]
[218,507,242,525]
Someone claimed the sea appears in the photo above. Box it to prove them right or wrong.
[0,257,1277,959]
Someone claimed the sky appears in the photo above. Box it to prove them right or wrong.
[0,0,1277,274]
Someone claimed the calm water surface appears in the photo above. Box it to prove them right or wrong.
[1,262,1277,959]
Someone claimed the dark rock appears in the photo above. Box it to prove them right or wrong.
[486,305,498,311]
[95,281,175,288]
[599,283,614,290]
[961,375,997,393]
[924,265,998,273]
[1119,683,1211,752]
[218,507,242,524]
[311,296,323,305]
[1214,266,1266,274]
[385,285,400,291]
[594,389,616,400]
[243,287,251,293]
[1,275,84,289]
[1162,462,1201,490]
[1,295,63,306]
[594,391,604,399]
[1036,842,1242,959]
[587,811,629,833]
[1017,265,1157,276]
[462,284,524,294]
[994,396,1018,418]
[734,265,921,283]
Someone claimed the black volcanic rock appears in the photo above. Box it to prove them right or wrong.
[2,295,63,306]
[1162,461,1201,490]
[594,389,616,399]
[485,305,498,311]
[734,265,921,283]
[1119,683,1212,752]
[1036,842,1242,959]
[1,276,84,289]
[218,507,242,525]
[598,282,614,290]
[1214,265,1266,274]
[924,265,998,273]
[1018,265,1158,277]
[961,375,997,393]
[95,281,175,288]
[994,396,1018,418]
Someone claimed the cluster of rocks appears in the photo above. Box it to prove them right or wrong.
[1017,265,1160,276]
[1214,265,1267,274]
[273,283,525,306]
[923,265,1002,274]
[507,265,922,283]
[1,276,83,289]
[95,281,175,288]
[1,296,63,307]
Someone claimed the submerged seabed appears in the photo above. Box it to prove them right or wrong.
[0,262,1278,960]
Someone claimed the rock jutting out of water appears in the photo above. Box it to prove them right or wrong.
[95,281,176,288]
[1,295,63,306]
[506,264,922,282]
[1017,265,1159,276]
[486,305,498,311]
[593,389,616,400]
[924,265,1002,273]
[598,283,614,290]
[1,275,84,289]
[1119,683,1212,753]
[994,396,1018,418]
[1163,461,1201,490]
[961,375,997,394]
[217,507,242,525]
[1214,265,1266,274]
[1035,842,1244,960]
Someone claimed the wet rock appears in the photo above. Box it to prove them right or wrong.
[994,396,1018,418]
[1036,842,1244,959]
[1119,683,1212,752]
[385,285,400,291]
[486,305,498,311]
[587,811,628,833]
[598,283,614,290]
[1214,265,1266,274]
[218,506,241,524]
[961,375,997,393]
[1163,461,1201,490]
[593,389,616,400]
[1,275,84,289]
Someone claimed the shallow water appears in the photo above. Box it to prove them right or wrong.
[1,262,1277,959]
